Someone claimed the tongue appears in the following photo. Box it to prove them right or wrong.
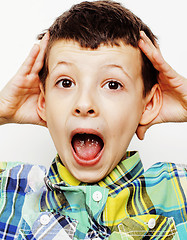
[72,134,103,160]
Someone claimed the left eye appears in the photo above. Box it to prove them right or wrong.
[103,81,123,90]
[56,79,75,88]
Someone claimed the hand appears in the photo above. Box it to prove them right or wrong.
[136,31,187,140]
[0,32,49,126]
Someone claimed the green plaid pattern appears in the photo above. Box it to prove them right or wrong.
[0,151,186,239]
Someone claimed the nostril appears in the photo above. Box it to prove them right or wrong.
[74,108,96,116]
[75,109,80,114]
[88,109,94,114]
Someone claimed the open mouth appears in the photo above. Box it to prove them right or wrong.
[71,132,104,166]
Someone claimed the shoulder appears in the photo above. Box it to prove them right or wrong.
[0,161,47,177]
[142,161,187,202]
[144,161,187,178]
[0,162,47,194]
[0,161,23,172]
[143,162,187,188]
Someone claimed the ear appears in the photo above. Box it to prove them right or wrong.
[139,84,162,126]
[37,83,47,122]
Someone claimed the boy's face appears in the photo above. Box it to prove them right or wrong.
[40,40,146,183]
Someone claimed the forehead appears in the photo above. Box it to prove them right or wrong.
[48,40,142,80]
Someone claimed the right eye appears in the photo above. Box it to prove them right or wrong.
[56,78,75,88]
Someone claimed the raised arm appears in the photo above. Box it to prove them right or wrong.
[0,33,49,126]
[137,31,187,140]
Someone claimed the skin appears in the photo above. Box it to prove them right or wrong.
[0,33,49,126]
[0,32,186,182]
[37,40,161,182]
[137,31,187,139]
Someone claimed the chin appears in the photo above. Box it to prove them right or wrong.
[73,170,105,183]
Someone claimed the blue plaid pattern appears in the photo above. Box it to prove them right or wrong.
[0,152,186,239]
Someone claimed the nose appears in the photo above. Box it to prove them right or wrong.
[72,92,99,117]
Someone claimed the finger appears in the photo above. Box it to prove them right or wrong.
[139,31,178,79]
[153,52,178,79]
[139,38,153,61]
[17,44,40,76]
[140,31,159,50]
[31,32,49,74]
[139,31,158,60]
[139,31,165,68]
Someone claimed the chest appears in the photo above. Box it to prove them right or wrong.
[0,184,182,240]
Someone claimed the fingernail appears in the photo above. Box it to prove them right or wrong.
[44,31,50,40]
[140,31,145,37]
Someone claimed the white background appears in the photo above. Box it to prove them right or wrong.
[0,0,186,170]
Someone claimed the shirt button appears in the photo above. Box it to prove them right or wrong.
[148,218,156,229]
[93,191,102,202]
[40,214,50,225]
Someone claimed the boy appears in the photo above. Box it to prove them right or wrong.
[0,1,186,239]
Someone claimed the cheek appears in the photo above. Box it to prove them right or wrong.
[104,96,143,136]
[45,96,68,134]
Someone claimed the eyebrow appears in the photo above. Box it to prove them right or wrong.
[51,61,133,81]
[51,61,73,73]
[103,64,133,80]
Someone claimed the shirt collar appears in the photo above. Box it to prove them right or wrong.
[47,151,143,192]
[39,151,144,212]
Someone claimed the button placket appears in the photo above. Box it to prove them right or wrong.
[93,191,103,202]
[86,186,109,221]
[40,214,50,226]
[148,218,156,229]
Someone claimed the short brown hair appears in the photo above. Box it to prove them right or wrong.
[38,0,158,96]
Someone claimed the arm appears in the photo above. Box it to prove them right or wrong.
[136,31,187,140]
[0,33,49,126]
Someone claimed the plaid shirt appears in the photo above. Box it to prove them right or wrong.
[0,151,186,239]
